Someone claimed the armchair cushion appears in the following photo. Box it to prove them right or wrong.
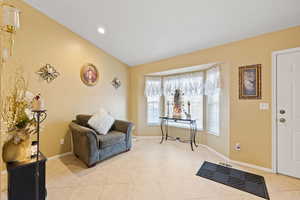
[88,110,115,135]
[97,131,126,149]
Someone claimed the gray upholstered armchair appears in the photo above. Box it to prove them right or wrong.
[69,115,133,167]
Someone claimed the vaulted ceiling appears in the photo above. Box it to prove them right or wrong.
[25,0,300,66]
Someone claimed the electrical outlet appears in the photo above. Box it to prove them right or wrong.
[60,139,64,145]
[259,102,269,110]
[235,143,241,151]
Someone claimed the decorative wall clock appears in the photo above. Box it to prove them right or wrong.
[36,64,60,83]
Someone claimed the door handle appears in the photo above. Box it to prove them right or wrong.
[279,109,286,114]
[279,118,286,123]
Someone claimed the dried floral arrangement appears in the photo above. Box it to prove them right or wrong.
[0,70,37,143]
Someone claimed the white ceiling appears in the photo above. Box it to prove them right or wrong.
[25,0,300,66]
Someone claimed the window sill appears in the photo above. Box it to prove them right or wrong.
[147,123,160,127]
[207,131,220,136]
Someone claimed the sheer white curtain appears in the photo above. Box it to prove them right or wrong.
[205,66,221,95]
[163,72,204,97]
[163,72,204,130]
[144,76,162,98]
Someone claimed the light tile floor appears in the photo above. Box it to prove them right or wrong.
[2,139,300,200]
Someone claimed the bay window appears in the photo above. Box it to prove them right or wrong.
[144,66,221,134]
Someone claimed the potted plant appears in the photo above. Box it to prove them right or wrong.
[0,71,37,163]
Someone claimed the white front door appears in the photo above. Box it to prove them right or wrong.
[277,49,300,178]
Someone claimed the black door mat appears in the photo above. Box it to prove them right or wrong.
[196,161,270,199]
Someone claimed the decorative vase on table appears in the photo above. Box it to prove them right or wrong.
[173,89,184,118]
[2,132,31,163]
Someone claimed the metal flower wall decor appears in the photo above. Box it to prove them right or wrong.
[36,64,60,83]
[111,77,121,89]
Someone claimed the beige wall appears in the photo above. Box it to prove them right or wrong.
[2,1,129,158]
[129,26,300,168]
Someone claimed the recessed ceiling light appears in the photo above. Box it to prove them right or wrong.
[97,27,105,34]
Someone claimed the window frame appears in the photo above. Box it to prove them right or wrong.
[146,96,161,126]
[206,92,220,136]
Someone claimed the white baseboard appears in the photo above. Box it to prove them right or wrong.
[200,144,230,162]
[1,152,73,175]
[200,144,273,173]
[47,152,72,161]
[134,136,161,140]
[229,159,273,173]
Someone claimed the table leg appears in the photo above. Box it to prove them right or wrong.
[165,120,169,141]
[160,119,164,144]
[193,122,198,147]
[190,123,194,151]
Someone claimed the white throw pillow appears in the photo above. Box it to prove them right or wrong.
[88,109,115,135]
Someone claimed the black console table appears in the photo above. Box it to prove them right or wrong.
[160,116,198,151]
[6,152,47,200]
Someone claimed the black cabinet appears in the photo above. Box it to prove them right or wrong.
[6,153,47,200]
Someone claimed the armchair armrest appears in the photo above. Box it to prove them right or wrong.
[69,122,99,167]
[112,120,134,150]
[113,120,134,134]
